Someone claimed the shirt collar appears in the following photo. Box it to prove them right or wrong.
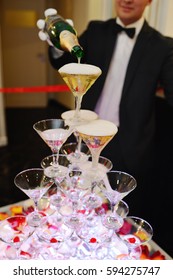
[116,17,145,37]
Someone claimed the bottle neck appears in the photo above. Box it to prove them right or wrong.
[60,30,84,60]
[71,45,84,61]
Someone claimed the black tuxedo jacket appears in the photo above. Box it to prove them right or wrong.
[49,19,173,177]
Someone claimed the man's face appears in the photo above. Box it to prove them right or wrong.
[115,0,152,25]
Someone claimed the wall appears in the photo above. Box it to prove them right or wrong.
[158,0,173,36]
[0,28,8,146]
[144,0,173,37]
[0,0,48,108]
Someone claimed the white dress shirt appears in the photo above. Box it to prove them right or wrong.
[95,17,144,126]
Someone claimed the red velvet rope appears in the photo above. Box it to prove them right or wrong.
[0,84,70,93]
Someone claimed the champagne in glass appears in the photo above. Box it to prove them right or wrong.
[76,119,118,180]
[58,63,102,122]
[61,109,98,164]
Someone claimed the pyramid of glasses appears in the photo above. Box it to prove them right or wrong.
[0,63,153,260]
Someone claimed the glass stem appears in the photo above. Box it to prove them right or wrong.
[16,246,21,259]
[72,201,78,215]
[53,150,60,167]
[74,96,83,120]
[76,136,82,154]
[34,200,39,213]
[110,202,117,215]
[111,203,115,214]
[73,131,81,156]
[91,150,100,170]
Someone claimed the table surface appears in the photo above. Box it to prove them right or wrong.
[0,199,172,260]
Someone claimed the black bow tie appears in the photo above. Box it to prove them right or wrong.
[115,23,136,38]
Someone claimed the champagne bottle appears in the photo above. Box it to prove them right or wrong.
[44,8,84,60]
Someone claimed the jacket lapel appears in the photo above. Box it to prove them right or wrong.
[103,19,118,79]
[122,21,153,97]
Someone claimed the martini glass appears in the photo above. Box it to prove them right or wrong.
[81,155,113,174]
[14,168,54,227]
[41,154,70,221]
[77,220,114,259]
[61,109,98,127]
[76,119,118,182]
[61,169,89,230]
[76,119,117,227]
[60,142,91,167]
[41,154,70,174]
[114,200,129,218]
[58,63,102,123]
[95,233,129,260]
[81,156,113,226]
[61,110,98,163]
[41,153,70,188]
[117,216,153,260]
[59,62,101,164]
[33,118,73,178]
[35,215,73,259]
[100,171,137,230]
[0,215,35,259]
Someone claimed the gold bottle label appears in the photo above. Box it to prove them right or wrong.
[59,30,79,52]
